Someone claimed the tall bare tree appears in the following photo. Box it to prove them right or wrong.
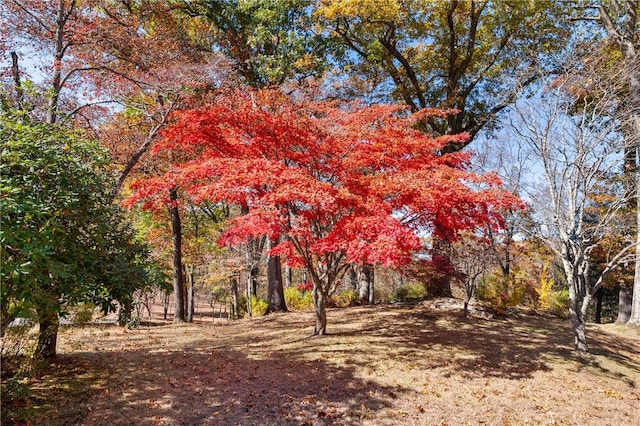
[510,64,637,352]
[573,0,640,323]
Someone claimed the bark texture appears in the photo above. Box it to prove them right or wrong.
[617,286,633,323]
[186,267,195,323]
[630,178,640,323]
[170,189,186,323]
[36,305,59,359]
[265,238,287,314]
[312,283,328,336]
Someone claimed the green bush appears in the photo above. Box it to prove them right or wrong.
[251,296,268,316]
[393,283,427,301]
[477,272,526,314]
[331,289,359,307]
[236,295,269,317]
[71,303,95,326]
[284,287,313,311]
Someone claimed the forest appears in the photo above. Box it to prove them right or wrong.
[1,1,639,425]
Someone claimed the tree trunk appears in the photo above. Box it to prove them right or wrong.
[284,263,292,288]
[170,189,186,323]
[246,274,253,318]
[629,165,640,324]
[265,238,287,314]
[164,292,169,320]
[249,266,259,297]
[595,287,603,324]
[46,0,66,125]
[349,267,358,291]
[312,282,327,336]
[113,117,168,195]
[357,264,375,304]
[569,291,589,353]
[35,305,59,359]
[597,1,640,325]
[242,207,262,299]
[570,309,589,353]
[283,235,293,288]
[368,266,375,305]
[231,277,239,319]
[358,266,370,305]
[617,285,632,323]
[619,126,638,324]
[427,240,453,298]
[10,52,24,107]
[118,299,133,326]
[186,267,195,323]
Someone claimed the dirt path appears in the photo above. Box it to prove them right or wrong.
[5,306,640,425]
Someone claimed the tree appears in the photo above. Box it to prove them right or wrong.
[0,109,149,357]
[570,1,639,323]
[451,233,490,316]
[2,1,217,330]
[316,0,569,141]
[126,87,520,335]
[508,68,637,352]
[315,0,569,297]
[2,0,214,184]
[592,0,640,325]
[180,0,330,88]
[179,0,336,314]
[168,188,186,323]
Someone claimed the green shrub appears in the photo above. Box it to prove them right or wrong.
[71,303,95,326]
[284,287,313,311]
[236,295,269,317]
[251,296,268,316]
[331,289,359,307]
[393,283,427,301]
[477,272,526,314]
[125,316,141,329]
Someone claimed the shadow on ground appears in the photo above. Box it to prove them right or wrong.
[220,306,640,382]
[8,344,403,425]
[3,305,639,425]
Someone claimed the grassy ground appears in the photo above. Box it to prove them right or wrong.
[2,305,639,425]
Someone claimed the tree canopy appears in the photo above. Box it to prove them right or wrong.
[126,87,522,334]
[317,0,570,145]
[0,109,150,356]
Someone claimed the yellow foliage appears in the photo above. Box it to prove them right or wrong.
[317,0,403,22]
[477,271,526,315]
[535,266,569,317]
[536,267,554,311]
[284,287,313,311]
[331,289,359,307]
[236,296,268,317]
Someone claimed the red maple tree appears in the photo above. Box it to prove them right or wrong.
[126,88,522,334]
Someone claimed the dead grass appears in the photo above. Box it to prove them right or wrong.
[2,305,639,425]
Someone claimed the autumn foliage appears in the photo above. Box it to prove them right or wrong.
[126,88,522,334]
